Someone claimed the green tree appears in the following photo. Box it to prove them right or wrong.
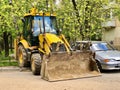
[0,0,47,56]
[1,0,119,56]
[54,0,108,41]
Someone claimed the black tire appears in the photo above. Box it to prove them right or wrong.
[96,60,102,72]
[18,45,30,67]
[31,53,42,75]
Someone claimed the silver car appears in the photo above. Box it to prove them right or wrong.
[90,41,120,71]
[72,41,120,71]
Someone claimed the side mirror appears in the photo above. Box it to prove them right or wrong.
[58,28,62,34]
[59,28,62,32]
[21,18,25,23]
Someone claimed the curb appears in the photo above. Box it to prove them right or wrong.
[0,66,20,72]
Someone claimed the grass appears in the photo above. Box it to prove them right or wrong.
[0,50,18,67]
[0,62,18,67]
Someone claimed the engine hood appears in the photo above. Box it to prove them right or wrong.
[96,50,120,60]
[39,33,64,44]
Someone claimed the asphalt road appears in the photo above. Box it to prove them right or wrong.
[0,70,120,90]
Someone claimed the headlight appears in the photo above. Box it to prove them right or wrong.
[103,59,115,62]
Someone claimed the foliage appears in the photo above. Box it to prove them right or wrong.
[0,0,49,37]
[54,0,109,41]
[0,0,47,56]
[0,51,18,67]
[1,62,17,66]
[1,0,120,56]
[0,61,18,67]
[110,0,120,20]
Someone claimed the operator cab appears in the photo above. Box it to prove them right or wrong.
[32,16,57,36]
[23,15,58,37]
[22,8,58,46]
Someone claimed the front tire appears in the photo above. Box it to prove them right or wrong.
[18,45,30,67]
[96,60,102,72]
[31,53,42,75]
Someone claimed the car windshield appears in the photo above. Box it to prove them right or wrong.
[32,16,57,36]
[91,43,114,51]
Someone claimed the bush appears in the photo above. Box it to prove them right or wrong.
[0,62,18,67]
[0,50,18,67]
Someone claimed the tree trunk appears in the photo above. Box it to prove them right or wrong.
[3,32,9,57]
[71,0,84,40]
[85,1,93,40]
[10,35,13,52]
[84,1,90,40]
[0,38,4,54]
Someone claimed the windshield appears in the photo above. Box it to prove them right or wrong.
[91,43,114,51]
[32,16,57,36]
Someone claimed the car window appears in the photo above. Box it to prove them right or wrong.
[91,43,114,51]
[98,43,108,50]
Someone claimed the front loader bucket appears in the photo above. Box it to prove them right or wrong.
[41,51,101,81]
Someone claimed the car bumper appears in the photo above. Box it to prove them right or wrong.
[101,63,120,70]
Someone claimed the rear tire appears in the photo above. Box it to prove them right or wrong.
[18,45,30,67]
[31,53,42,75]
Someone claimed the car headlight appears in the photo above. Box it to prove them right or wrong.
[103,59,115,63]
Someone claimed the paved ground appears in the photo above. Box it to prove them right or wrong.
[0,69,120,90]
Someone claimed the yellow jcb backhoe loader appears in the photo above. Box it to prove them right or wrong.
[14,8,101,81]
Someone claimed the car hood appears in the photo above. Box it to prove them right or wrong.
[96,50,120,60]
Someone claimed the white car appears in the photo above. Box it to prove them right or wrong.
[90,41,120,71]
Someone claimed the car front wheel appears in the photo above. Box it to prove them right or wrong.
[96,60,102,72]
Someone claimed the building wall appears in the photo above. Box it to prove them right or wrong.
[113,27,120,47]
[116,18,120,27]
[102,18,120,49]
[102,28,115,42]
[112,18,120,47]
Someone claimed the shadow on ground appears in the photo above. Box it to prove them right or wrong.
[101,70,120,74]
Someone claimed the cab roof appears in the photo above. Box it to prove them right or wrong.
[24,8,56,17]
